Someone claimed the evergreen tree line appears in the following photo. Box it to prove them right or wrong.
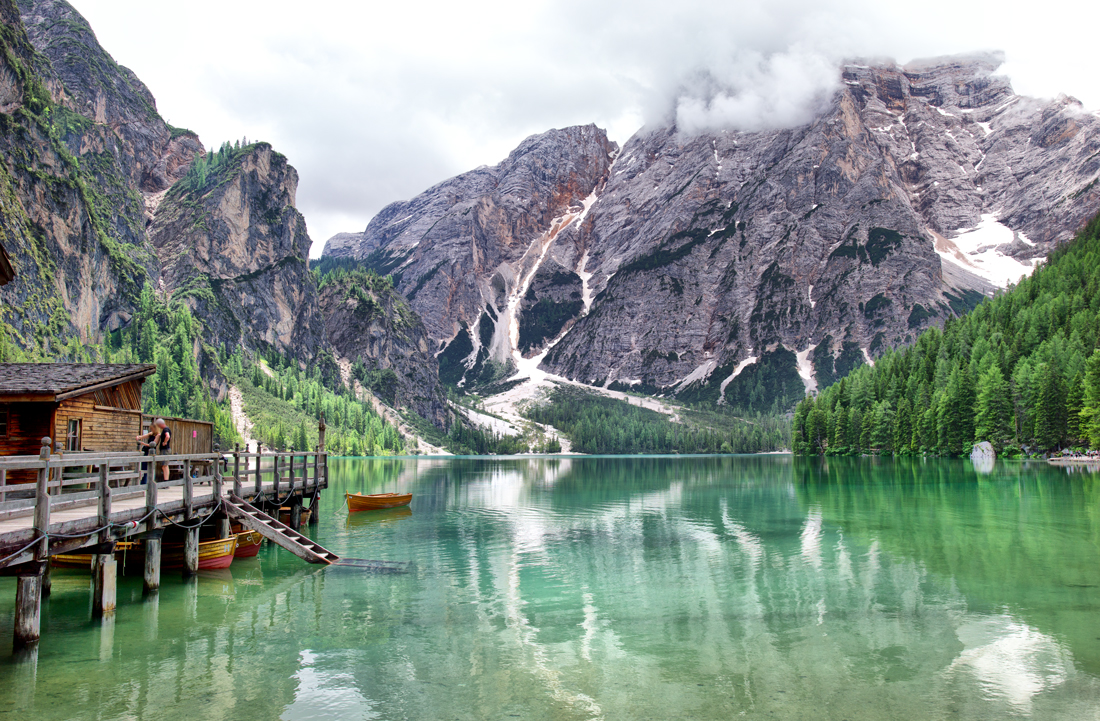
[225,349,405,457]
[525,387,789,455]
[103,283,239,446]
[793,213,1100,457]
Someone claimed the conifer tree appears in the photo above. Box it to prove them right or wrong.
[1033,362,1066,450]
[974,365,1014,451]
[1079,350,1100,448]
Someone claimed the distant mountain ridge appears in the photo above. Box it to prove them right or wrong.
[327,53,1100,413]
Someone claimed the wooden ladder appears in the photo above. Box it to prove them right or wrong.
[225,494,339,565]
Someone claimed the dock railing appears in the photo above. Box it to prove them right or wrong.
[0,441,328,525]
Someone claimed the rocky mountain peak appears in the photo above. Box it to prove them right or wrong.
[150,142,326,365]
[326,55,1100,414]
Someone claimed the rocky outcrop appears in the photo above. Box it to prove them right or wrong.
[328,55,1100,412]
[322,230,371,258]
[150,143,327,366]
[318,271,449,428]
[338,124,618,384]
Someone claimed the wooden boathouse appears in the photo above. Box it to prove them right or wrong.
[0,364,337,652]
[0,364,156,481]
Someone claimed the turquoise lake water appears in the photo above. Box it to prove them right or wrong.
[1,455,1099,720]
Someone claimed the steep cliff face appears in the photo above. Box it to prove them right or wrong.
[0,0,202,355]
[150,143,327,366]
[328,55,1100,410]
[317,270,449,428]
[327,124,618,384]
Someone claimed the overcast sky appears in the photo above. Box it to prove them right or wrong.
[74,0,1100,256]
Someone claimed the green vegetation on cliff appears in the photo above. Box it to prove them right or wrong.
[794,213,1100,456]
[226,351,405,456]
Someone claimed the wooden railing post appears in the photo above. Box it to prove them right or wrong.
[288,448,296,495]
[312,450,319,493]
[33,438,51,563]
[233,443,242,497]
[97,464,112,545]
[183,458,193,520]
[273,450,281,498]
[145,447,159,521]
[254,443,262,495]
[213,445,223,499]
[318,414,327,489]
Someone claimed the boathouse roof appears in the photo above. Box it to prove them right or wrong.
[0,363,156,402]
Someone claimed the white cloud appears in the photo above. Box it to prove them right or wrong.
[70,0,1100,256]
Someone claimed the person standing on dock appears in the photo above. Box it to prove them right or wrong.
[137,418,172,482]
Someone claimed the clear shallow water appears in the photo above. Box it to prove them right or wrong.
[1,455,1099,720]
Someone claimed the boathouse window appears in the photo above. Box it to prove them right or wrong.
[66,419,81,451]
[0,406,7,439]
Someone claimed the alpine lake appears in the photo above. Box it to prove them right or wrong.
[1,455,1099,720]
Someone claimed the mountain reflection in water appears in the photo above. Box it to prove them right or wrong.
[0,455,1097,721]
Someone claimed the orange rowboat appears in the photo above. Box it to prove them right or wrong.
[162,536,237,570]
[234,529,263,558]
[347,492,412,511]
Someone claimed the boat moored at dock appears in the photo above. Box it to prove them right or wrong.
[346,492,412,511]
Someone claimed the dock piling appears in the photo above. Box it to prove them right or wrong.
[14,567,44,650]
[143,530,162,594]
[183,528,199,576]
[92,555,117,617]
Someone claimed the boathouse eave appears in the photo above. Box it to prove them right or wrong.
[0,364,156,403]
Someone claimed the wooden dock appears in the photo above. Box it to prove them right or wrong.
[0,428,331,651]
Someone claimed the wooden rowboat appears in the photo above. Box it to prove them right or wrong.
[347,492,412,511]
[52,541,139,569]
[233,529,263,558]
[162,536,237,570]
[54,536,236,571]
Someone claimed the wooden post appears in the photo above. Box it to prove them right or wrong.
[273,451,281,498]
[146,446,159,520]
[233,443,242,497]
[254,443,262,495]
[312,449,319,494]
[0,467,6,503]
[93,463,116,617]
[34,438,52,599]
[318,415,327,489]
[143,530,162,594]
[183,459,193,520]
[183,527,199,577]
[14,569,44,650]
[34,438,51,562]
[98,464,112,544]
[213,445,223,499]
[290,496,302,531]
[308,490,319,526]
[217,512,232,540]
[92,555,117,617]
[288,449,296,496]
